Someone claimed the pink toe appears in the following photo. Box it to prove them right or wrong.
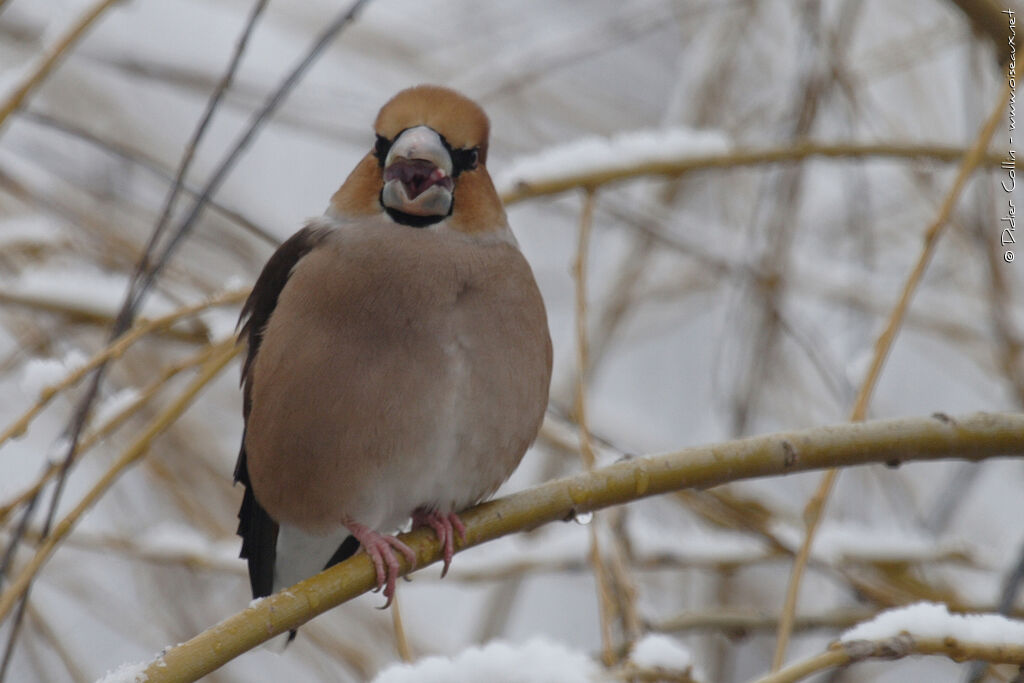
[450,513,467,542]
[412,509,465,577]
[345,520,416,606]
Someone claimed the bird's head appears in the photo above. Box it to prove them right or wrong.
[330,85,507,234]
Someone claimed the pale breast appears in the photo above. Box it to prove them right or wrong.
[244,220,551,534]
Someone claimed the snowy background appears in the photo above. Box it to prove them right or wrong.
[1,0,1023,681]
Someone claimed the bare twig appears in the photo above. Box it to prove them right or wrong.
[0,291,211,342]
[571,188,619,666]
[390,592,412,663]
[572,187,599,467]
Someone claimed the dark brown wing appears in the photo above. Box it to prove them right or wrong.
[235,224,331,599]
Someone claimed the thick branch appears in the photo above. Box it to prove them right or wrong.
[137,411,1024,683]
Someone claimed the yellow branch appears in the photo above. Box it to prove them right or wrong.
[136,411,1024,683]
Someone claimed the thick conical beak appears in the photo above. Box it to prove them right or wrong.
[381,126,454,218]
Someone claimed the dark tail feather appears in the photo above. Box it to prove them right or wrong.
[235,447,278,599]
[324,535,361,570]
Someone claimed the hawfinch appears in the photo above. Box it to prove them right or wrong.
[234,86,552,613]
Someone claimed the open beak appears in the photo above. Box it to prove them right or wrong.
[381,126,454,218]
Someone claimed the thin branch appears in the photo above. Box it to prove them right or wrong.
[0,0,121,134]
[573,188,599,469]
[444,544,979,584]
[572,188,619,666]
[0,291,211,343]
[389,592,412,663]
[3,527,242,575]
[771,80,1013,670]
[135,411,1024,682]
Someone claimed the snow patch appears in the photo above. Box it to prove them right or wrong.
[94,660,147,683]
[496,127,730,195]
[134,523,237,566]
[19,349,89,395]
[841,602,1024,644]
[630,633,693,671]
[371,637,608,683]
[94,388,141,426]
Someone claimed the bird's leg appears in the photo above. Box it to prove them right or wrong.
[411,508,467,577]
[343,519,416,606]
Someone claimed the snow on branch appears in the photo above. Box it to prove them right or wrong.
[495,136,1007,204]
[841,602,1024,646]
[755,602,1024,683]
[495,126,729,198]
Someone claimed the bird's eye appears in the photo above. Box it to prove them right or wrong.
[374,135,392,165]
[451,147,479,175]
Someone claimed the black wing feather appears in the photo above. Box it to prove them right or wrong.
[235,225,331,599]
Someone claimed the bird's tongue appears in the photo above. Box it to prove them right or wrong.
[384,159,453,200]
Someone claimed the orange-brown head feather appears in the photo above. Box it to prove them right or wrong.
[329,85,507,234]
[374,85,490,163]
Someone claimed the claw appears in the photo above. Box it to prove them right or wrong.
[412,509,466,578]
[344,519,416,607]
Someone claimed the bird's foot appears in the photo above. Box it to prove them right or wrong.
[411,508,466,578]
[344,520,416,607]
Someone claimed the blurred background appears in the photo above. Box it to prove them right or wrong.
[0,0,1022,681]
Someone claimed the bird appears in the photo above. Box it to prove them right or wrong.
[234,85,552,618]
